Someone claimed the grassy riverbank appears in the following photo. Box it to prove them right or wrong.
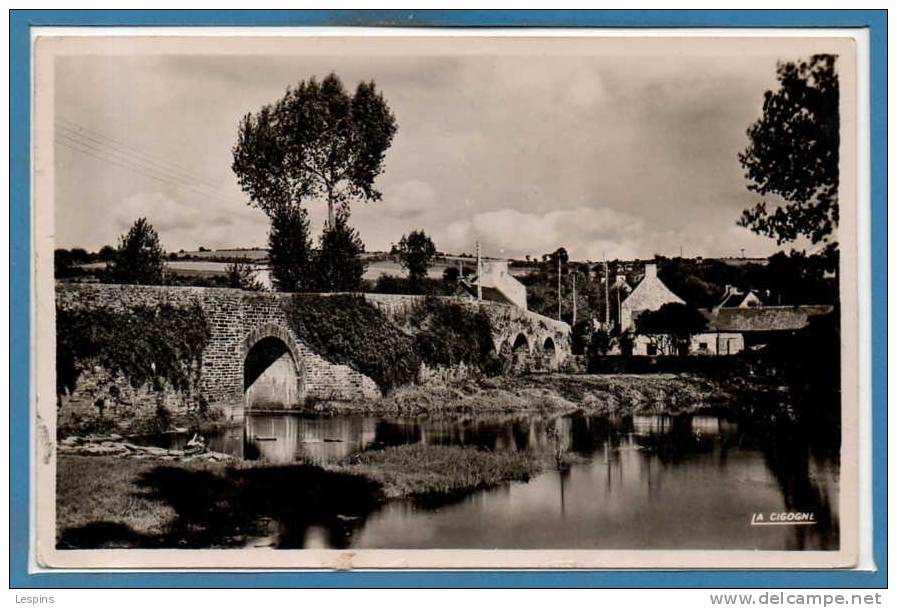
[330,444,541,499]
[56,443,543,549]
[314,372,783,418]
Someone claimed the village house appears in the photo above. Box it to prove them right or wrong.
[700,305,834,352]
[609,262,830,357]
[713,285,764,311]
[458,259,528,310]
[618,263,683,332]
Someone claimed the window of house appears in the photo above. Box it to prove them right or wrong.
[647,344,657,356]
[699,342,708,350]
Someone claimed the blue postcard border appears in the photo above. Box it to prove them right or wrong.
[9,9,887,589]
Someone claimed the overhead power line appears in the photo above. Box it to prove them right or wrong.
[56,117,223,190]
[55,122,248,207]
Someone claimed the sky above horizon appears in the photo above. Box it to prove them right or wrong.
[52,36,829,261]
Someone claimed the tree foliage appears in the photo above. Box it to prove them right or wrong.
[267,206,314,293]
[225,262,263,291]
[405,298,495,370]
[108,217,166,285]
[232,73,398,226]
[542,247,570,272]
[738,54,839,244]
[635,303,708,357]
[636,302,708,337]
[396,230,437,285]
[315,211,367,292]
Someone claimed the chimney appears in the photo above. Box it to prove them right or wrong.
[644,263,657,279]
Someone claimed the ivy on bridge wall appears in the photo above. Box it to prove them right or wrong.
[55,302,211,435]
[282,294,499,393]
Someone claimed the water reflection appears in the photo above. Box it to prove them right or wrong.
[171,411,839,551]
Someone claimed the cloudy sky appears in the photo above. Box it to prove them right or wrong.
[52,35,832,261]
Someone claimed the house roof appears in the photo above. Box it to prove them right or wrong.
[702,305,834,332]
[457,281,517,307]
[717,289,761,309]
[622,272,684,312]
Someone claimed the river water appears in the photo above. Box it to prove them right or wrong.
[162,411,839,551]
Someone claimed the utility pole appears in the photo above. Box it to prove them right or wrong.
[616,281,621,331]
[603,253,609,329]
[572,270,577,326]
[476,241,482,301]
[557,254,562,321]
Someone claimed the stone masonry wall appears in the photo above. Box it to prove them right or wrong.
[55,284,381,426]
[55,285,572,426]
[360,293,572,366]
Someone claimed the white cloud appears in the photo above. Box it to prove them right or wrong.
[380,179,439,217]
[105,191,269,252]
[440,206,654,261]
[53,44,816,259]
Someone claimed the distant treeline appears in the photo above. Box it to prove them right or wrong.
[56,244,839,316]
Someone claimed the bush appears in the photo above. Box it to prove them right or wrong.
[314,213,367,292]
[268,206,314,292]
[405,297,495,369]
[283,294,421,393]
[56,303,211,400]
[283,295,498,393]
[107,218,166,285]
[225,262,263,291]
[367,274,448,296]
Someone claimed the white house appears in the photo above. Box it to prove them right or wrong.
[460,259,528,310]
[619,263,684,331]
[714,285,763,311]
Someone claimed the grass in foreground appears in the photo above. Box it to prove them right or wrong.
[331,443,542,499]
[56,443,543,549]
[56,455,191,538]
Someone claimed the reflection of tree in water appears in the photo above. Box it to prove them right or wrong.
[371,415,543,453]
[567,415,614,457]
[630,415,717,465]
[372,419,422,447]
[761,426,838,550]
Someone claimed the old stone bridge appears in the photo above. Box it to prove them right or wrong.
[56,284,571,422]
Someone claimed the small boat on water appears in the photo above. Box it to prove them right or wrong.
[254,435,277,441]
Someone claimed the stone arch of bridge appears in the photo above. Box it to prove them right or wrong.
[241,323,306,409]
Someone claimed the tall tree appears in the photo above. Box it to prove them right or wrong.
[738,54,839,245]
[108,217,165,285]
[396,230,437,285]
[232,73,398,227]
[314,211,367,292]
[267,206,313,293]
